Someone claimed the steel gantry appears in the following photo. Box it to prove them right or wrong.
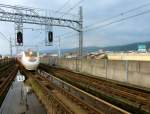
[0,4,83,57]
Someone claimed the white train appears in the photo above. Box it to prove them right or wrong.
[17,50,40,70]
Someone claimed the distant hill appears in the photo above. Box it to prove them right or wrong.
[40,41,150,54]
[102,41,150,52]
[40,47,100,54]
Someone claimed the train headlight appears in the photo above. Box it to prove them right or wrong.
[29,51,33,56]
[24,56,29,61]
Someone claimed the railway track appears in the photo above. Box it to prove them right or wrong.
[39,63,150,114]
[20,65,130,114]
[0,59,18,106]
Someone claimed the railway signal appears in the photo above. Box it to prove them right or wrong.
[45,31,53,46]
[16,31,23,46]
[48,31,53,43]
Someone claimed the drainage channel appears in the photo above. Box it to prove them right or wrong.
[0,71,47,114]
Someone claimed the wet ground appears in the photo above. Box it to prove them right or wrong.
[0,71,47,114]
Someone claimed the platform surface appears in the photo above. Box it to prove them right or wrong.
[0,74,47,114]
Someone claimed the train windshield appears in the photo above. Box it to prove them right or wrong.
[25,51,37,57]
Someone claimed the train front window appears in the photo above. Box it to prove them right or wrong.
[25,51,37,57]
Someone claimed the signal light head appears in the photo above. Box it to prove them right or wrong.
[17,31,23,44]
[48,31,53,43]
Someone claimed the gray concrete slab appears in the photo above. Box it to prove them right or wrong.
[0,73,47,114]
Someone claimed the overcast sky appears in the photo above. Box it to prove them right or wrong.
[0,0,150,55]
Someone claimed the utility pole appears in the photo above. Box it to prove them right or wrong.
[0,32,13,56]
[78,6,83,72]
[10,37,12,56]
[79,6,83,58]
[58,37,61,58]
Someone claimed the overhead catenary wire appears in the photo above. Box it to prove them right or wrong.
[0,32,10,41]
[60,0,85,18]
[85,9,150,32]
[56,9,150,39]
[37,2,150,46]
[55,0,71,13]
[56,2,150,39]
[85,1,150,29]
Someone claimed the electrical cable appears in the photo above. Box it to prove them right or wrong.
[61,0,85,18]
[56,2,150,39]
[36,2,150,46]
[85,2,150,29]
[55,0,71,13]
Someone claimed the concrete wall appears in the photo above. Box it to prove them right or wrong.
[40,57,150,89]
[108,53,150,61]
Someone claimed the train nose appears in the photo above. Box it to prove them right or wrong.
[28,57,37,62]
